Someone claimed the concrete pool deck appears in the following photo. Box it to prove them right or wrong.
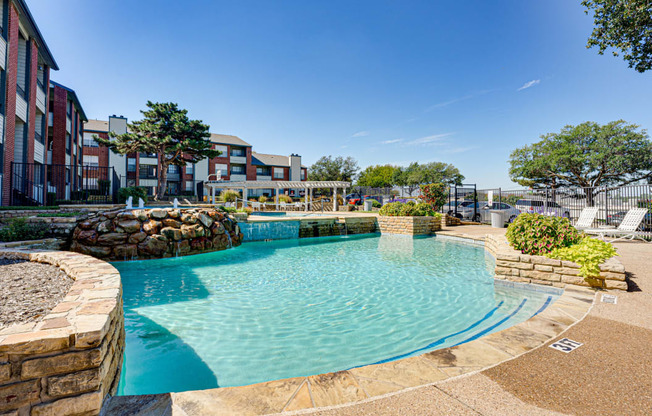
[100,224,650,415]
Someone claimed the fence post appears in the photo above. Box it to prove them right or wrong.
[605,188,609,225]
[498,187,502,205]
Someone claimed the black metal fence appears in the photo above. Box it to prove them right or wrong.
[118,176,204,201]
[469,184,652,234]
[10,162,118,206]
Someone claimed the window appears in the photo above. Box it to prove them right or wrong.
[67,100,72,116]
[214,163,228,176]
[168,165,179,174]
[231,165,245,174]
[186,164,194,175]
[273,167,284,179]
[65,133,71,154]
[214,145,227,155]
[256,166,271,176]
[185,181,193,191]
[139,164,157,179]
[230,147,245,157]
[301,170,306,180]
[139,152,158,159]
[127,158,137,172]
[83,155,99,167]
[83,133,99,147]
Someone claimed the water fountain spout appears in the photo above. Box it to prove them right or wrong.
[138,197,145,209]
[125,196,133,210]
[173,198,179,209]
[226,232,233,249]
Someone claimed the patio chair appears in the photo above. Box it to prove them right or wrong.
[574,207,599,230]
[252,202,261,211]
[280,202,288,211]
[294,202,303,210]
[583,208,650,243]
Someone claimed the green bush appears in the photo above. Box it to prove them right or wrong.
[506,213,582,255]
[548,237,618,278]
[0,206,59,211]
[35,212,82,218]
[97,179,111,195]
[218,205,237,213]
[259,195,268,203]
[371,199,382,208]
[379,201,441,218]
[118,187,148,204]
[0,218,49,242]
[220,190,240,202]
[46,192,57,206]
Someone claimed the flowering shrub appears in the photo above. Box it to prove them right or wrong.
[506,213,582,255]
[420,183,448,210]
[548,237,617,278]
[379,201,441,218]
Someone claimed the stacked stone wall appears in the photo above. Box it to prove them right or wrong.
[0,250,124,415]
[297,217,377,238]
[70,208,243,261]
[484,234,627,291]
[377,216,442,236]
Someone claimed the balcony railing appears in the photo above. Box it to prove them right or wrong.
[16,83,26,99]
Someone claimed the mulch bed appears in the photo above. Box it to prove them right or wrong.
[0,259,73,328]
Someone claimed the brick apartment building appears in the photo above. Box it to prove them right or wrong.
[0,0,58,205]
[46,80,87,201]
[83,116,308,199]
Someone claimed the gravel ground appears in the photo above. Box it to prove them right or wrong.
[0,259,73,328]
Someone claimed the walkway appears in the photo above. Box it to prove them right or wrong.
[297,226,652,416]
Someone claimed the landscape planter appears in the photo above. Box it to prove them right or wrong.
[377,216,441,236]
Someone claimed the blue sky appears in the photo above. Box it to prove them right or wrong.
[30,0,652,188]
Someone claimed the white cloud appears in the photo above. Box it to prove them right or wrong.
[425,89,494,112]
[351,131,370,138]
[381,138,403,145]
[405,133,453,146]
[517,79,540,91]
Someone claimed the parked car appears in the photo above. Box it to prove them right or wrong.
[457,202,487,222]
[346,193,363,205]
[515,199,570,218]
[442,201,471,217]
[478,202,522,224]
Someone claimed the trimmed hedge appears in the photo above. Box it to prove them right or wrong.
[379,201,441,218]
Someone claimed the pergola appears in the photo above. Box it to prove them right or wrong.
[204,180,351,211]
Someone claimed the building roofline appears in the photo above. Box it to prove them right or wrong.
[13,0,58,70]
[50,80,87,121]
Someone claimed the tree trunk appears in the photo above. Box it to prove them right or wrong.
[156,161,168,201]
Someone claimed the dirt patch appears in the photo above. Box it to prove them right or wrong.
[0,259,73,328]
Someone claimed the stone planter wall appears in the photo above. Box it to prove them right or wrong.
[70,207,243,260]
[0,250,124,415]
[377,216,442,236]
[484,234,627,291]
[298,217,377,238]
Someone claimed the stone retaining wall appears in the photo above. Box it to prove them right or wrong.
[298,217,377,238]
[484,234,627,291]
[377,216,442,236]
[0,250,124,415]
[70,207,243,261]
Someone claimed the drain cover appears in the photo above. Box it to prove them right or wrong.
[549,338,583,353]
[601,294,617,304]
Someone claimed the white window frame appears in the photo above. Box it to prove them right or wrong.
[273,167,284,179]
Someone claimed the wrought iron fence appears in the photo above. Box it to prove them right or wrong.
[9,162,118,206]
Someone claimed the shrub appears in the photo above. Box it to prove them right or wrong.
[0,206,59,211]
[36,212,82,218]
[118,186,148,204]
[371,199,382,208]
[259,195,268,203]
[506,213,582,255]
[237,207,253,215]
[46,192,57,206]
[218,206,237,213]
[548,237,618,278]
[0,218,49,242]
[220,190,240,202]
[379,201,441,218]
[278,194,293,203]
[420,183,448,210]
[97,179,111,195]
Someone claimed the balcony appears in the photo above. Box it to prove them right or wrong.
[256,175,272,181]
[230,155,246,164]
[229,174,247,182]
[15,92,27,122]
[36,86,46,113]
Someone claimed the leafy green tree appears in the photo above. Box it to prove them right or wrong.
[95,101,220,199]
[357,165,398,188]
[509,120,652,189]
[308,156,359,182]
[582,0,652,72]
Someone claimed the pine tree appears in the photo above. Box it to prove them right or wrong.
[95,101,221,199]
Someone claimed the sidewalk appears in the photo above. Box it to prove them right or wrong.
[304,226,652,416]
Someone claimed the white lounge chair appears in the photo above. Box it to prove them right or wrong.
[574,207,599,230]
[294,202,303,210]
[280,202,288,211]
[583,208,650,243]
[252,202,261,211]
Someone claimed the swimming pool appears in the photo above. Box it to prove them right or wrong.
[115,234,559,395]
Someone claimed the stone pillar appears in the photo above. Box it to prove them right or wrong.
[334,187,338,211]
[211,186,215,204]
[242,188,247,207]
[275,188,279,210]
[304,187,309,211]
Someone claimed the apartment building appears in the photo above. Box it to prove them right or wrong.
[0,0,58,205]
[46,80,86,200]
[83,118,308,199]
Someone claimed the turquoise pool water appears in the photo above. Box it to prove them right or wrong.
[115,235,559,395]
